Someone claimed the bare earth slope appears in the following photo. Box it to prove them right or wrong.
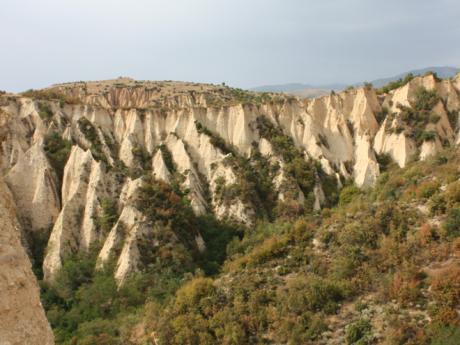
[0,177,54,345]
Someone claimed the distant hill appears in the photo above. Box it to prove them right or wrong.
[250,66,460,98]
[364,66,460,88]
[251,82,346,93]
[250,83,346,99]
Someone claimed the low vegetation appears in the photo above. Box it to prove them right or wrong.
[77,117,107,163]
[39,147,460,344]
[386,86,442,145]
[23,88,80,106]
[256,115,338,210]
[96,198,119,235]
[30,78,460,344]
[195,120,235,155]
[377,73,414,94]
[41,177,241,344]
[43,132,72,182]
[37,101,54,123]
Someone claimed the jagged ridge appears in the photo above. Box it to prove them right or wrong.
[1,73,460,285]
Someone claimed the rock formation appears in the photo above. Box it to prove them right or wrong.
[0,73,459,288]
[0,177,54,345]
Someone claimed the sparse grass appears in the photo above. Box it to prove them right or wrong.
[23,89,79,106]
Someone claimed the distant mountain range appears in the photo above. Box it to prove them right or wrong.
[365,66,460,88]
[250,82,347,93]
[250,66,460,98]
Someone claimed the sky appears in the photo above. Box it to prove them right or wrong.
[0,0,459,92]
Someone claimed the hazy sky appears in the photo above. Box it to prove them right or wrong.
[1,0,459,92]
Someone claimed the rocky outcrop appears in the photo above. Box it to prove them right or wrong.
[1,72,460,286]
[0,177,54,345]
[5,143,60,233]
[97,205,146,284]
[43,146,109,281]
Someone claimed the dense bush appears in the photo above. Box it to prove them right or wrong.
[196,215,241,275]
[346,319,372,344]
[339,184,362,206]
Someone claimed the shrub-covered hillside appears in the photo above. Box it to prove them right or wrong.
[2,73,460,344]
[42,147,460,344]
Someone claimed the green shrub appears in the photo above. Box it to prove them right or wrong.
[444,181,460,207]
[420,130,437,142]
[159,144,176,173]
[23,88,79,104]
[377,73,414,94]
[256,115,317,199]
[44,132,72,182]
[96,198,118,235]
[388,86,441,145]
[447,110,458,130]
[75,319,120,345]
[430,194,447,215]
[375,107,389,124]
[376,152,393,172]
[413,86,439,112]
[195,121,234,155]
[442,207,460,239]
[50,248,99,301]
[196,215,241,275]
[430,266,460,307]
[132,144,151,170]
[429,324,460,345]
[339,185,362,206]
[77,117,107,163]
[280,275,351,314]
[29,229,51,279]
[346,319,372,344]
[173,277,216,312]
[37,101,53,123]
[417,180,440,199]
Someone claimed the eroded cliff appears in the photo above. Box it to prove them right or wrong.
[0,177,54,345]
[1,73,460,287]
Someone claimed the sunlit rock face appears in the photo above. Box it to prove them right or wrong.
[1,73,459,284]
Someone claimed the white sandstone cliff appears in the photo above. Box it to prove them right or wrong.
[1,73,459,286]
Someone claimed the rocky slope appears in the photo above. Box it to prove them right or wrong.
[0,74,458,287]
[0,177,54,345]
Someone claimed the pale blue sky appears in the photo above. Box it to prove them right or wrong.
[1,0,459,92]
